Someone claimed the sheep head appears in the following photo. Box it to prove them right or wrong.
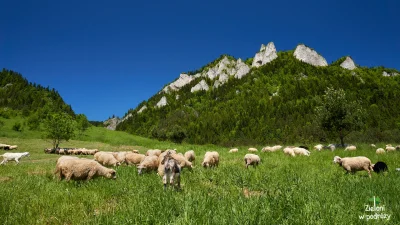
[333,156,342,165]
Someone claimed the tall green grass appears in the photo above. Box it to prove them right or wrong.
[0,134,399,224]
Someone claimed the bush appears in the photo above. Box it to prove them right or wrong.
[12,122,23,132]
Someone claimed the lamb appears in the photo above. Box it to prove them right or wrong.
[345,145,357,151]
[137,155,159,175]
[0,152,30,165]
[161,151,181,190]
[56,157,116,181]
[94,152,121,167]
[146,149,163,157]
[283,147,295,157]
[248,148,258,152]
[125,153,146,166]
[385,144,396,152]
[372,161,388,173]
[184,150,196,163]
[333,156,373,178]
[376,148,385,154]
[202,151,220,168]
[293,147,310,156]
[229,148,239,153]
[244,154,261,168]
[313,144,324,151]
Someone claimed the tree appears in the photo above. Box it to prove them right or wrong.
[44,113,76,149]
[315,87,365,147]
[76,114,91,135]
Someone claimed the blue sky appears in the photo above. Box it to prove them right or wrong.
[1,0,399,121]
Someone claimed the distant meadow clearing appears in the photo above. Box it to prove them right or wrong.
[0,128,399,224]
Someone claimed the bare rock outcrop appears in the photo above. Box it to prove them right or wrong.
[104,117,121,130]
[191,80,209,93]
[340,57,357,70]
[252,42,278,67]
[163,74,195,93]
[294,44,328,67]
[383,71,399,77]
[155,96,167,108]
[137,106,147,114]
[235,59,251,79]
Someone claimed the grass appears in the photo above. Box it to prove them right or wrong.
[0,124,399,224]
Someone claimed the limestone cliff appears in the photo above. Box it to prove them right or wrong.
[294,44,328,67]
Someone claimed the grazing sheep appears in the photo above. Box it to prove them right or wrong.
[386,145,396,152]
[396,145,400,151]
[327,144,336,151]
[298,145,309,150]
[161,151,181,190]
[293,147,310,156]
[229,148,239,153]
[94,152,121,167]
[345,145,357,151]
[283,147,295,157]
[112,151,129,164]
[372,161,388,173]
[125,153,146,166]
[132,150,140,153]
[184,150,196,163]
[314,144,324,151]
[56,158,116,181]
[370,144,376,148]
[262,145,282,152]
[333,156,373,177]
[376,148,385,154]
[137,155,159,175]
[0,152,30,165]
[146,149,163,157]
[202,151,220,168]
[244,154,261,168]
[248,148,258,152]
[54,156,80,179]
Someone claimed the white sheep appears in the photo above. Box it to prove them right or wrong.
[54,156,80,179]
[94,152,121,167]
[293,147,310,156]
[283,147,295,157]
[229,148,238,153]
[184,150,196,163]
[146,149,163,157]
[56,157,116,181]
[112,151,129,164]
[0,152,30,165]
[202,151,220,168]
[327,144,336,151]
[333,156,373,178]
[386,144,396,152]
[137,155,159,175]
[345,145,357,151]
[370,144,376,148]
[313,144,324,151]
[125,153,146,166]
[244,154,260,168]
[376,148,385,154]
[248,148,258,152]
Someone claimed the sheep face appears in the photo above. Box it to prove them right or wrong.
[137,166,145,175]
[333,156,342,164]
[105,170,117,179]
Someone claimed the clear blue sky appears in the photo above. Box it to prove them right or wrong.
[1,0,399,121]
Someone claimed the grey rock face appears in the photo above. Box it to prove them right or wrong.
[104,117,121,130]
[163,73,194,93]
[252,42,278,67]
[235,59,250,79]
[156,96,167,108]
[294,44,328,67]
[191,80,209,93]
[137,106,147,114]
[340,57,357,70]
[383,71,399,77]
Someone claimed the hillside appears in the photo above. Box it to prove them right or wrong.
[117,43,400,146]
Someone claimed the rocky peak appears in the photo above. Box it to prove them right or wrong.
[156,96,167,108]
[340,57,357,70]
[191,80,209,93]
[163,73,195,93]
[294,44,328,67]
[252,42,278,67]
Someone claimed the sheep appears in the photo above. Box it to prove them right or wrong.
[313,144,324,151]
[244,154,260,168]
[0,152,30,165]
[370,144,376,148]
[248,148,258,152]
[396,145,400,151]
[184,150,195,163]
[229,148,239,153]
[202,151,220,168]
[372,161,388,173]
[293,147,310,156]
[327,144,336,151]
[137,155,159,175]
[333,156,373,178]
[376,148,385,154]
[262,145,282,152]
[125,153,146,166]
[54,156,80,179]
[111,151,129,164]
[385,145,396,152]
[94,152,121,167]
[345,145,357,151]
[56,157,116,181]
[8,145,18,150]
[160,151,181,190]
[132,150,140,153]
[146,149,163,157]
[283,147,295,157]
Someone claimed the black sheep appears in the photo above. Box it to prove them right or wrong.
[373,161,388,173]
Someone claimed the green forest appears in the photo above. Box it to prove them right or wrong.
[117,51,400,146]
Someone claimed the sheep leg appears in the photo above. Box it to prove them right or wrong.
[86,170,96,181]
[15,158,20,164]
[0,159,5,165]
[163,174,168,190]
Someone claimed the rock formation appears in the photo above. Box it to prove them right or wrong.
[294,44,328,67]
[340,57,357,70]
[137,106,147,114]
[156,96,167,108]
[163,74,194,93]
[252,42,278,67]
[191,80,209,93]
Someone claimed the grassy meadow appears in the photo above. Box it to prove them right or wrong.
[0,125,399,224]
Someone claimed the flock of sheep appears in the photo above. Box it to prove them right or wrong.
[1,142,398,189]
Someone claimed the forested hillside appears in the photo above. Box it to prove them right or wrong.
[117,50,400,146]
